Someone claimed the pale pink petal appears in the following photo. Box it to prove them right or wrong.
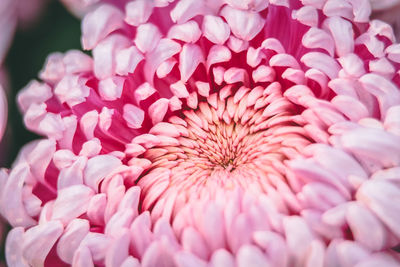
[82,4,124,50]
[346,202,387,251]
[57,219,90,264]
[356,180,400,238]
[93,34,130,79]
[168,21,202,43]
[203,15,230,44]
[22,221,64,266]
[83,155,122,191]
[135,23,162,53]
[221,6,265,41]
[179,44,204,82]
[5,227,29,267]
[1,164,36,227]
[210,249,235,267]
[51,185,94,225]
[125,0,154,26]
[141,240,176,267]
[72,245,94,267]
[236,245,272,267]
[116,46,144,76]
[123,104,145,129]
[174,251,208,267]
[105,229,131,267]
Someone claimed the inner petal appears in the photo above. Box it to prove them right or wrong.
[131,83,312,220]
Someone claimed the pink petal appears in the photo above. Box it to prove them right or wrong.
[199,203,226,251]
[148,98,170,125]
[23,221,64,266]
[170,80,190,98]
[356,180,400,238]
[80,232,111,263]
[83,155,122,192]
[5,227,28,267]
[346,202,386,250]
[206,45,231,70]
[170,0,204,24]
[125,0,154,26]
[221,5,265,41]
[168,21,202,43]
[141,240,176,267]
[179,44,204,82]
[181,227,210,260]
[17,81,52,113]
[236,245,272,267]
[51,184,94,225]
[57,219,90,264]
[337,53,365,77]
[130,212,153,258]
[93,34,130,79]
[202,15,230,44]
[116,46,144,76]
[123,104,145,129]
[82,4,124,50]
[105,229,131,267]
[144,39,181,83]
[301,52,340,79]
[336,241,369,267]
[135,23,162,53]
[121,256,141,267]
[174,251,208,267]
[302,27,334,56]
[341,127,400,167]
[105,209,135,238]
[63,50,93,74]
[283,216,315,264]
[210,249,235,267]
[1,164,36,227]
[98,76,125,101]
[72,245,94,267]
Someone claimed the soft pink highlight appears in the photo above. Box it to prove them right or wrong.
[2,0,400,266]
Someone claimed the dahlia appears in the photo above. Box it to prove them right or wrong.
[2,0,400,266]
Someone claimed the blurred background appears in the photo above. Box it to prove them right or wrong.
[1,0,81,168]
[0,1,81,263]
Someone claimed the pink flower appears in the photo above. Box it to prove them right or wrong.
[2,0,400,266]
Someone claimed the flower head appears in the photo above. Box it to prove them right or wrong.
[2,0,400,266]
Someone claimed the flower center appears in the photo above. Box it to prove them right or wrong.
[129,83,312,219]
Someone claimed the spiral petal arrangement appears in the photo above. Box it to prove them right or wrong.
[2,0,400,266]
